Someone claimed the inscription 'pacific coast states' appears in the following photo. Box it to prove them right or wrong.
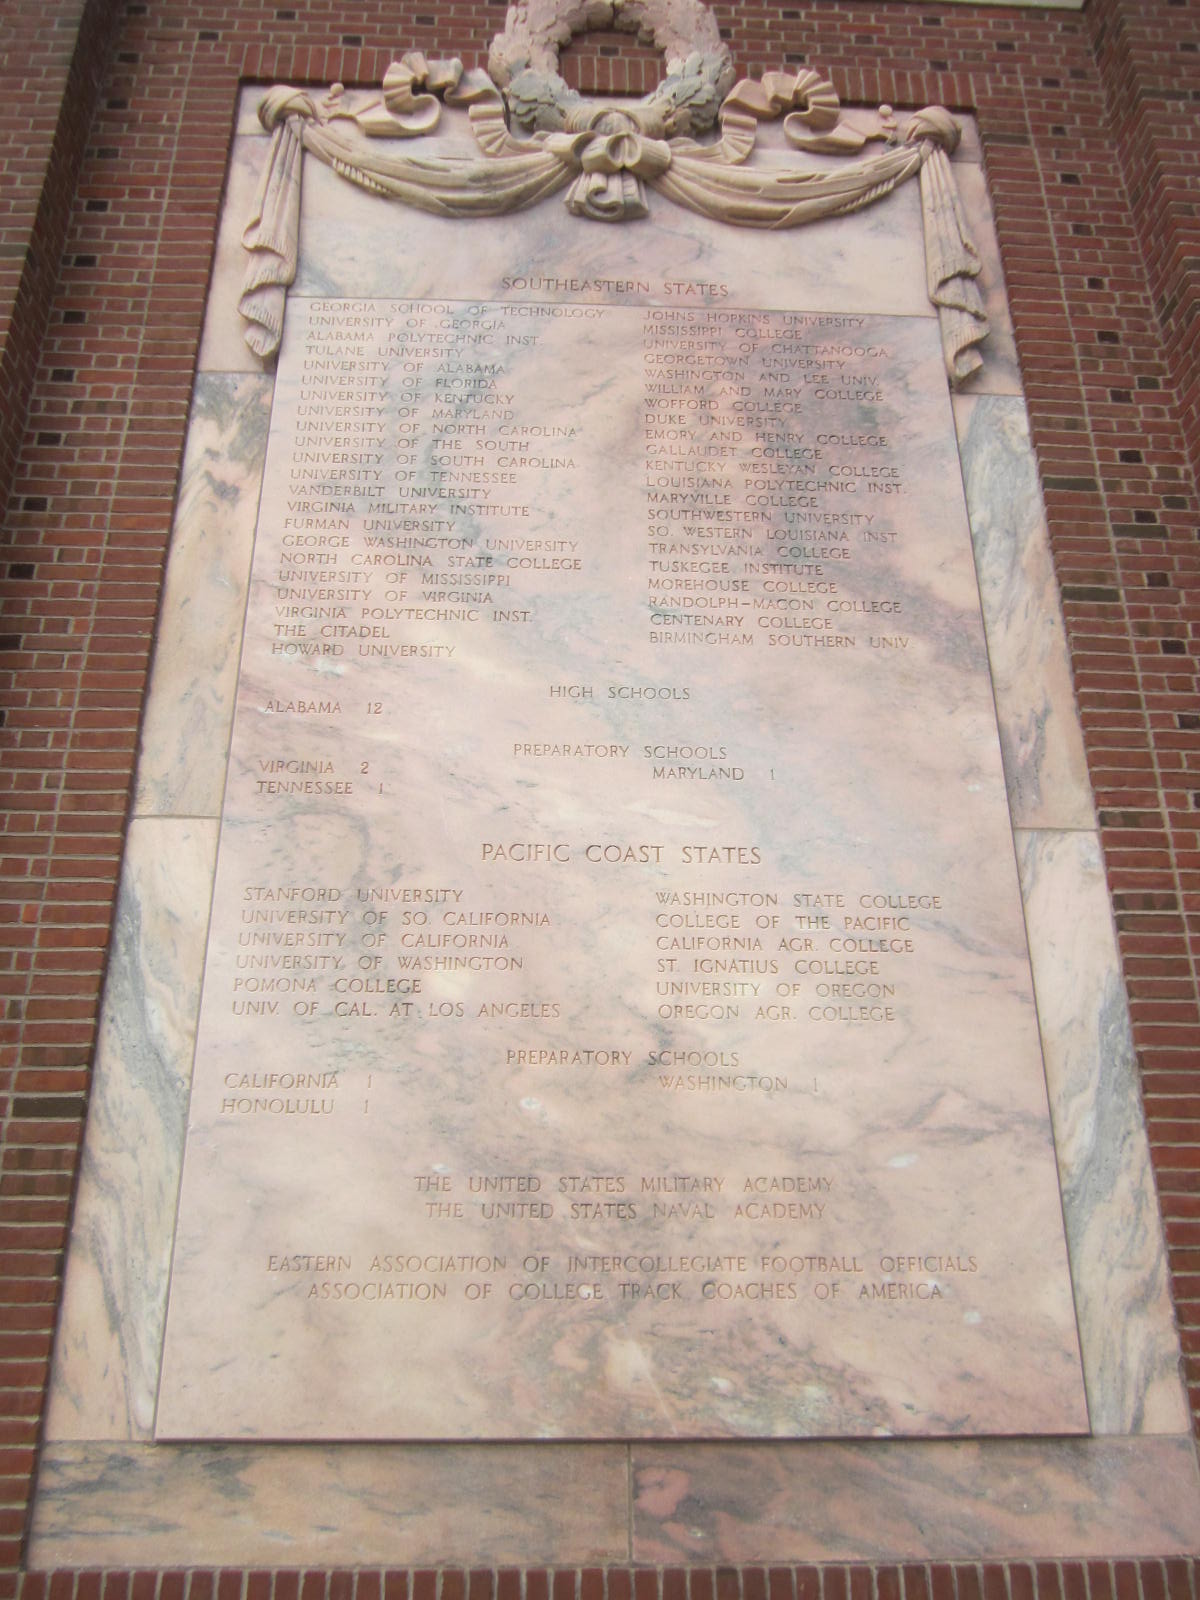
[154,295,1088,1441]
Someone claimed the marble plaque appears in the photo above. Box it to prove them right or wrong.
[156,287,1088,1441]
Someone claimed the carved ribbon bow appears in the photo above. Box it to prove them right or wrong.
[546,115,673,220]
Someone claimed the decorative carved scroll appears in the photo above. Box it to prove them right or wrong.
[238,1,989,384]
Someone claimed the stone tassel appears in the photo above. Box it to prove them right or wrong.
[917,135,988,386]
[238,112,305,359]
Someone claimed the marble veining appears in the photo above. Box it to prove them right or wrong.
[629,1436,1200,1561]
[44,819,218,1441]
[29,1441,630,1566]
[955,393,1094,830]
[134,374,272,818]
[1016,827,1189,1434]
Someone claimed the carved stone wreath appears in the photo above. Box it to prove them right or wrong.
[239,0,988,384]
[487,0,735,133]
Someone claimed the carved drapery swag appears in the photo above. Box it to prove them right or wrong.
[239,0,988,385]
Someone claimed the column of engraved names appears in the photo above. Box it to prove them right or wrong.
[639,307,915,1040]
[279,297,573,656]
[642,307,907,653]
[647,884,927,1065]
[383,299,585,1051]
[220,298,388,1102]
[224,298,592,1091]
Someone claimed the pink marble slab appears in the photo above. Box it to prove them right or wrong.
[27,1434,1199,1569]
[134,374,272,815]
[155,295,1085,1441]
[44,817,218,1441]
[29,1441,630,1566]
[630,1437,1200,1561]
[954,393,1092,830]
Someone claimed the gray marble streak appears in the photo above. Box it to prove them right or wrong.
[956,393,1094,831]
[44,819,219,1441]
[1016,828,1190,1434]
[134,375,272,819]
[29,1442,630,1566]
[629,1436,1200,1562]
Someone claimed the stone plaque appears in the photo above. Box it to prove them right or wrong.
[156,267,1087,1438]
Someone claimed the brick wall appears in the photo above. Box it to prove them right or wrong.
[0,0,123,522]
[1,0,1198,1592]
